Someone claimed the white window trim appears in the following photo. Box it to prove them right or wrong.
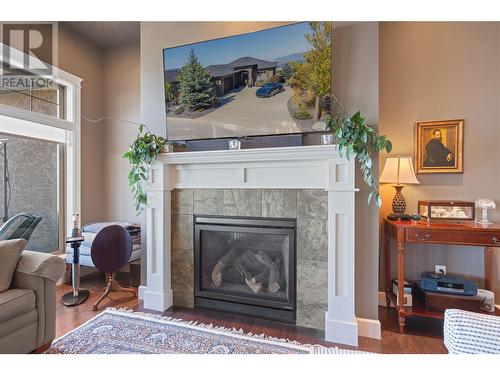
[0,42,82,242]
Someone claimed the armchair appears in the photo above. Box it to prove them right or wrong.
[444,309,500,354]
[0,250,65,353]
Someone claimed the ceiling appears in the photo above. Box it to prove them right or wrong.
[63,22,140,48]
[63,21,350,49]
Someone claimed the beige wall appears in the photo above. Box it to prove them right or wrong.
[140,21,381,320]
[58,24,105,225]
[379,22,500,297]
[58,25,141,226]
[102,43,141,223]
[333,22,380,320]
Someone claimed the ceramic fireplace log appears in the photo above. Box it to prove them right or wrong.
[211,247,284,294]
[268,258,282,293]
[211,248,238,287]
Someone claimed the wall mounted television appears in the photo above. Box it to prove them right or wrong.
[163,22,332,142]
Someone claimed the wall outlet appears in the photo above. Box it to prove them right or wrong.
[435,265,447,275]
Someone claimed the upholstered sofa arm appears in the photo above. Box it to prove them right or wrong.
[11,251,65,350]
[444,309,500,354]
[15,250,65,282]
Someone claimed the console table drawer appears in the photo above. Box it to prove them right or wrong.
[406,228,500,246]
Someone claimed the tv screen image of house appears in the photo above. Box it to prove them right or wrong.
[163,22,332,141]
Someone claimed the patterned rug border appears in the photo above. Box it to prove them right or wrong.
[53,308,368,354]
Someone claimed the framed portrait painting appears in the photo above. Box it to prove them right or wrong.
[414,119,464,174]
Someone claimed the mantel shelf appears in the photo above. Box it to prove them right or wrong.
[157,144,341,164]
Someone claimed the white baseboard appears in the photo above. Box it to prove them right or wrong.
[357,317,381,340]
[325,313,359,347]
[138,285,147,300]
[143,289,173,312]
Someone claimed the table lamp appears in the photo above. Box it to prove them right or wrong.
[380,156,420,216]
[475,198,496,226]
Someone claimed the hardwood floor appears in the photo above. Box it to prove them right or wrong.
[55,272,447,354]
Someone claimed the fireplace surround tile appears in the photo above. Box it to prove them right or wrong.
[223,189,262,216]
[297,218,328,262]
[297,189,328,219]
[172,283,194,308]
[194,189,224,215]
[172,214,193,250]
[297,300,328,329]
[171,188,328,330]
[172,189,193,215]
[262,189,297,218]
[172,248,194,308]
[297,260,328,305]
[296,260,328,329]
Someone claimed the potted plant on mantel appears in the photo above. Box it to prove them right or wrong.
[326,111,392,207]
[123,124,167,214]
[124,114,392,213]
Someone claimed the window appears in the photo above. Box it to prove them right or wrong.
[0,42,81,253]
[0,62,66,119]
[0,132,62,252]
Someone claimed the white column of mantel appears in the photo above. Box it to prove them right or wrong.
[324,158,358,347]
[142,162,174,311]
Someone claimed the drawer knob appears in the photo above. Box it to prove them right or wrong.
[416,233,431,241]
[493,236,499,244]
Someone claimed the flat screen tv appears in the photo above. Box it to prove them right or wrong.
[163,22,332,142]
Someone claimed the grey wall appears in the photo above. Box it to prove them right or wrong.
[0,134,58,252]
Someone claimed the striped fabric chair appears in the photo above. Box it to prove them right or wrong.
[0,213,42,242]
[444,309,500,354]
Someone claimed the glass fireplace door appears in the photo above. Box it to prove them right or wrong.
[194,216,296,323]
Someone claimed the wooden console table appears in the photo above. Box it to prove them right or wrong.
[384,219,499,333]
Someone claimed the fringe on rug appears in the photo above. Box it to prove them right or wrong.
[105,307,369,354]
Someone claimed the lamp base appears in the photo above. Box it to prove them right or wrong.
[387,213,412,221]
[392,185,407,215]
[61,289,89,306]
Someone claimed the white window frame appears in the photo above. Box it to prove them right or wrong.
[0,42,82,244]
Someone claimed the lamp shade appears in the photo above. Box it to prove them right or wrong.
[380,156,420,185]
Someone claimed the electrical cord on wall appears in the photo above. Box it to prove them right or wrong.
[81,115,150,131]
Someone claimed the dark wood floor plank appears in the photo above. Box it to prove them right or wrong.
[54,272,447,354]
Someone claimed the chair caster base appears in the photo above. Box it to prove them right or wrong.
[61,289,90,306]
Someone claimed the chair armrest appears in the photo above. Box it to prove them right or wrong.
[15,250,65,282]
[444,309,500,354]
[11,251,65,349]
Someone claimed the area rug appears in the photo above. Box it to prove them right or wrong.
[46,309,367,354]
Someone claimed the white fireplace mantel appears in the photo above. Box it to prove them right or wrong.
[140,145,359,346]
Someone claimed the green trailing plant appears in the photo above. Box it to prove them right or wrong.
[123,124,167,214]
[327,111,392,207]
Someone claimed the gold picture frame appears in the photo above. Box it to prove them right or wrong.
[414,119,464,174]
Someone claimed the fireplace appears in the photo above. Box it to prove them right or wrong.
[194,215,296,323]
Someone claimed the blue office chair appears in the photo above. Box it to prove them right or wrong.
[0,213,42,242]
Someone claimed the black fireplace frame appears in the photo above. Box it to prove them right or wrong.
[194,215,296,323]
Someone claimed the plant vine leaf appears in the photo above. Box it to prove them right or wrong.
[327,112,392,207]
[123,125,167,214]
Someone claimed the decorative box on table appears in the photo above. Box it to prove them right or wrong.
[418,200,475,221]
[392,279,413,307]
